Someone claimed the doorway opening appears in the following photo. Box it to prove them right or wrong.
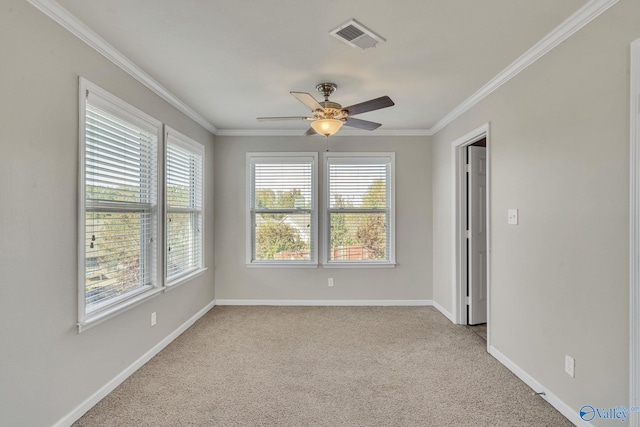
[451,123,491,348]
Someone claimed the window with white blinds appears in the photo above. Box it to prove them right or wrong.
[166,128,204,284]
[324,153,395,265]
[80,79,161,326]
[247,153,318,266]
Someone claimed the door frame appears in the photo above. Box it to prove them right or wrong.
[451,123,491,342]
[629,37,640,427]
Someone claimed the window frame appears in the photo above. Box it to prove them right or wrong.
[323,152,396,268]
[78,78,163,332]
[246,152,318,267]
[164,126,206,288]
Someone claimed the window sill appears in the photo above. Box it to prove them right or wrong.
[78,287,163,333]
[246,262,319,269]
[165,267,208,292]
[323,262,396,269]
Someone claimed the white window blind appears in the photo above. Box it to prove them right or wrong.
[325,153,395,265]
[247,153,317,265]
[166,128,204,284]
[81,83,160,321]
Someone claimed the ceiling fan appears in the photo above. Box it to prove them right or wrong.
[257,83,395,136]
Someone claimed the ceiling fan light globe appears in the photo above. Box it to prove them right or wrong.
[311,118,343,136]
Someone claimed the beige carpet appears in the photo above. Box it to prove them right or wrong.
[73,306,572,426]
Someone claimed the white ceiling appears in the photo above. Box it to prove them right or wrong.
[55,0,586,134]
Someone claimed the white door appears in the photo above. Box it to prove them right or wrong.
[468,146,487,325]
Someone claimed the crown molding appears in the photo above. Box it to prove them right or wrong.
[430,0,619,135]
[26,0,218,134]
[216,129,310,137]
[216,128,433,137]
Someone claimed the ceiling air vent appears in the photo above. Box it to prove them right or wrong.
[330,19,385,50]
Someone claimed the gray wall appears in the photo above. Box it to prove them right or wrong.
[214,135,432,302]
[0,2,215,426]
[432,0,637,414]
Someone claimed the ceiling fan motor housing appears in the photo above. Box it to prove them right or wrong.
[315,83,345,119]
[316,83,337,99]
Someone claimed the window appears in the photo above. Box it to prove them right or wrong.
[165,127,205,286]
[247,153,318,266]
[79,78,162,329]
[324,152,395,266]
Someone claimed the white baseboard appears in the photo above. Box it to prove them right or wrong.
[215,299,433,306]
[488,345,588,427]
[431,300,456,323]
[53,299,216,427]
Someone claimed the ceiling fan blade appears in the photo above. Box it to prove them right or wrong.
[304,127,317,136]
[342,96,395,116]
[257,116,313,121]
[343,117,382,131]
[291,92,325,112]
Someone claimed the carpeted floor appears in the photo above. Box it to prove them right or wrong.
[73,306,572,426]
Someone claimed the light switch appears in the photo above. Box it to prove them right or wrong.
[508,209,518,225]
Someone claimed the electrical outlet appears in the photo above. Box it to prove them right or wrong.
[565,355,575,377]
[151,312,157,326]
[328,278,334,287]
